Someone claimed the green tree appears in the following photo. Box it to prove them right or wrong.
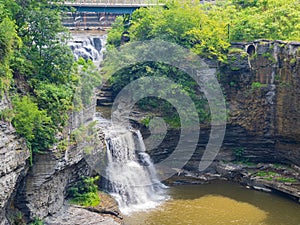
[34,83,73,128]
[73,58,102,109]
[12,96,55,152]
[0,2,20,95]
[5,0,80,154]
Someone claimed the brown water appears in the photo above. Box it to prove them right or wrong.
[125,182,300,225]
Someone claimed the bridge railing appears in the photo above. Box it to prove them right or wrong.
[64,0,163,6]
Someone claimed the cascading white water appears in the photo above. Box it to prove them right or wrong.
[68,32,106,67]
[97,118,167,215]
[68,32,167,214]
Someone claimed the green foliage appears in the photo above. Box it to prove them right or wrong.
[230,0,300,41]
[126,2,231,62]
[10,210,26,225]
[67,176,100,207]
[251,82,267,90]
[228,48,245,54]
[256,171,279,177]
[256,171,297,183]
[0,108,14,123]
[29,218,45,225]
[105,61,209,127]
[0,2,20,94]
[106,0,300,58]
[70,121,98,144]
[34,83,73,128]
[290,58,296,65]
[141,116,152,127]
[57,139,69,152]
[233,147,244,161]
[73,58,101,110]
[276,177,297,183]
[12,96,55,152]
[107,16,126,47]
[0,0,103,157]
[104,0,300,127]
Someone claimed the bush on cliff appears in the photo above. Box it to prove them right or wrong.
[67,176,101,207]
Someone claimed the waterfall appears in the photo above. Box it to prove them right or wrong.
[68,32,167,214]
[68,32,106,67]
[96,117,167,215]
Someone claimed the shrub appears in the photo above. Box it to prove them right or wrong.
[251,82,267,90]
[12,96,55,152]
[29,218,44,225]
[67,176,100,207]
[233,147,244,161]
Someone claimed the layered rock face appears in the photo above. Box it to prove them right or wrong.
[224,40,300,166]
[15,151,91,220]
[13,99,105,222]
[135,40,300,171]
[0,95,30,224]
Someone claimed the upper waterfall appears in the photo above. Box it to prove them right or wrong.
[68,31,107,67]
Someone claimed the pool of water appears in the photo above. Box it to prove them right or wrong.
[124,181,300,225]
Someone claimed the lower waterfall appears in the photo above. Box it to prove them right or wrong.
[97,117,168,215]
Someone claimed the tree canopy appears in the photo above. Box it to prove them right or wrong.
[104,0,300,127]
[0,0,99,154]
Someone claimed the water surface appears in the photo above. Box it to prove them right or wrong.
[125,181,300,225]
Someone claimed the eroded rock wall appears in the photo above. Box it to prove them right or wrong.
[224,40,300,166]
[137,40,300,172]
[0,94,30,224]
[13,99,104,222]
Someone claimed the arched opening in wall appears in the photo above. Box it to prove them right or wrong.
[246,45,256,57]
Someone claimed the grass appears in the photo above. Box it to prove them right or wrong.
[29,218,45,225]
[256,171,279,177]
[276,177,297,183]
[256,171,297,183]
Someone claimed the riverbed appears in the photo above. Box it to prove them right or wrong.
[124,181,300,225]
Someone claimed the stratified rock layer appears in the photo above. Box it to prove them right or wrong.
[0,95,30,224]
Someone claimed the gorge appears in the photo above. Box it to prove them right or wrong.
[1,0,300,224]
[1,29,300,225]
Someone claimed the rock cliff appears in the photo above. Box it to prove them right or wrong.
[12,100,109,223]
[223,40,300,166]
[132,40,300,172]
[0,94,30,224]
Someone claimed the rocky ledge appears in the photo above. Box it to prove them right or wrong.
[44,191,122,225]
[165,162,300,203]
[44,205,121,225]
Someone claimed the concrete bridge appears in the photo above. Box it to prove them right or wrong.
[62,0,163,29]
